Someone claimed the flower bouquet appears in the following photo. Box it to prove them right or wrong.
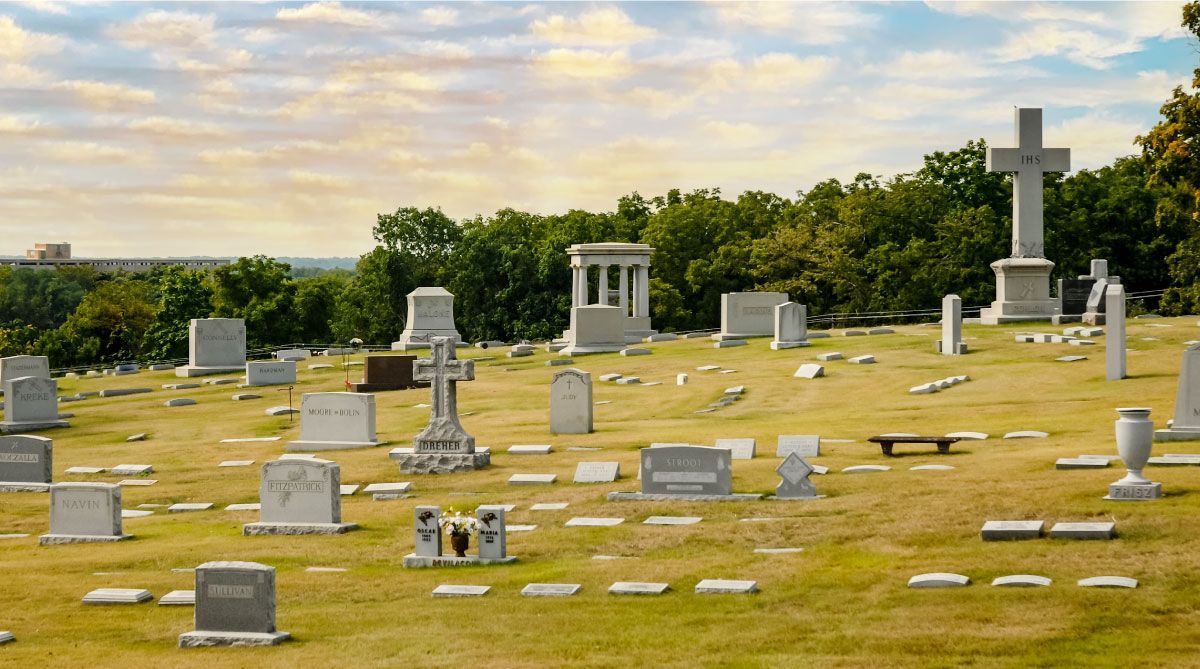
[438,509,480,557]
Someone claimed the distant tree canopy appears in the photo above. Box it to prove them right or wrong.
[2,3,1199,367]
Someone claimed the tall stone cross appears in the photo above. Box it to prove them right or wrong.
[412,336,476,453]
[986,108,1070,259]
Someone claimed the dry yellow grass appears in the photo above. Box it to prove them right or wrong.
[3,319,1200,667]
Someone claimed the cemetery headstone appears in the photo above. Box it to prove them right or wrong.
[0,434,52,492]
[286,392,380,452]
[573,461,620,483]
[776,435,820,457]
[392,287,463,351]
[714,292,789,340]
[633,445,743,498]
[1,376,68,433]
[560,305,626,355]
[0,355,49,385]
[350,354,425,392]
[979,108,1069,324]
[1106,284,1126,381]
[1055,278,1095,323]
[936,294,967,354]
[176,318,246,377]
[39,482,129,544]
[550,368,593,434]
[476,505,507,560]
[245,361,296,387]
[179,561,290,647]
[770,302,809,349]
[243,459,357,535]
[774,452,821,499]
[1155,343,1200,441]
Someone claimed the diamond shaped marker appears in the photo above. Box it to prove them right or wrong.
[777,452,813,485]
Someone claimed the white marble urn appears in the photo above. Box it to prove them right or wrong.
[1115,407,1154,485]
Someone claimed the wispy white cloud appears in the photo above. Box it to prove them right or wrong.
[531,7,656,45]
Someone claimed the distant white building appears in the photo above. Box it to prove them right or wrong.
[6,242,229,272]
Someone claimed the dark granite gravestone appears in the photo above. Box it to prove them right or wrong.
[640,445,731,496]
[350,355,426,392]
[0,434,52,491]
[180,561,289,647]
[1057,279,1094,317]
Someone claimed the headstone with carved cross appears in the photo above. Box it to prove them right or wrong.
[980,108,1070,325]
[392,337,491,473]
[413,337,476,454]
[550,369,593,434]
[774,452,821,499]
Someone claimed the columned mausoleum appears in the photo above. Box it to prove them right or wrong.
[566,243,656,340]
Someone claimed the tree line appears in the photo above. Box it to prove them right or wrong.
[2,4,1198,368]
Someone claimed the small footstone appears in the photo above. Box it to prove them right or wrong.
[621,348,651,356]
[1004,431,1049,439]
[0,632,13,644]
[224,503,260,511]
[794,364,825,379]
[530,502,568,510]
[714,340,747,348]
[981,520,1044,541]
[643,516,701,525]
[119,479,156,487]
[609,582,669,595]
[695,579,757,594]
[218,460,254,467]
[816,352,843,361]
[599,373,623,382]
[158,590,195,605]
[946,431,988,440]
[111,464,152,476]
[265,406,298,416]
[843,330,866,337]
[164,398,196,407]
[508,473,556,485]
[126,433,147,442]
[507,524,537,532]
[432,585,489,598]
[868,328,894,335]
[305,567,347,573]
[753,547,803,554]
[566,517,623,527]
[363,482,411,496]
[847,355,876,364]
[508,444,553,455]
[231,393,261,401]
[1050,521,1115,539]
[1056,457,1109,469]
[1078,576,1137,589]
[122,509,154,518]
[65,466,105,474]
[907,573,970,588]
[910,464,954,471]
[82,588,153,604]
[220,437,280,443]
[696,365,721,371]
[167,503,213,513]
[842,465,890,473]
[1056,355,1087,362]
[992,575,1051,587]
[340,485,359,496]
[522,583,580,597]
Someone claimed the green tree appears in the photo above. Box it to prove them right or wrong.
[293,273,349,344]
[210,256,296,346]
[41,279,157,366]
[142,267,213,361]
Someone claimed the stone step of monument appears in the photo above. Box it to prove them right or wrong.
[82,588,153,604]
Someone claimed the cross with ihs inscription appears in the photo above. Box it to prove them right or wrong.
[986,108,1070,259]
[413,337,474,426]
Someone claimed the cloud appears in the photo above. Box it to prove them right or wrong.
[1051,112,1144,167]
[531,7,656,46]
[40,141,145,163]
[700,120,778,147]
[0,114,46,134]
[276,1,387,29]
[13,1,69,15]
[128,116,227,138]
[992,24,1141,69]
[0,62,49,85]
[288,169,352,190]
[714,2,879,45]
[421,6,459,27]
[532,48,634,80]
[51,80,157,110]
[106,10,215,50]
[0,15,64,60]
[701,53,835,93]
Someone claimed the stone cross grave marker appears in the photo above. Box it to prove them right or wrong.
[986,108,1070,258]
[413,337,476,454]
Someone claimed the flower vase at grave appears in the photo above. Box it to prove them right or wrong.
[1106,407,1162,501]
[450,533,469,557]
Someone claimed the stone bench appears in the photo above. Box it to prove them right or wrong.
[867,435,961,457]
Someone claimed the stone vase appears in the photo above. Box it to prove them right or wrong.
[1115,407,1154,485]
[450,533,469,557]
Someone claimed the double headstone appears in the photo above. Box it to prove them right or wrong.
[350,355,425,392]
[176,318,246,377]
[179,561,290,647]
[714,292,788,340]
[550,369,593,434]
[403,505,516,567]
[770,302,809,350]
[0,435,52,492]
[935,294,967,355]
[39,482,130,544]
[392,287,463,351]
[285,392,380,452]
[243,459,357,535]
[245,360,296,387]
[560,305,626,355]
[1,376,68,433]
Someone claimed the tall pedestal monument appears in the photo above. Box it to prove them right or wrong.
[979,108,1070,325]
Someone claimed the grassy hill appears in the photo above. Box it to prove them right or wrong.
[2,317,1199,667]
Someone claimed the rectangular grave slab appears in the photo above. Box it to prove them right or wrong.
[508,444,553,455]
[981,520,1044,540]
[159,590,196,606]
[432,585,490,598]
[1050,521,1116,539]
[168,503,214,513]
[508,473,556,485]
[695,579,757,594]
[776,435,820,458]
[643,516,702,525]
[1056,458,1109,469]
[565,517,624,527]
[574,461,620,483]
[83,588,152,604]
[286,392,380,452]
[245,361,297,387]
[609,582,669,595]
[714,438,755,460]
[521,583,581,597]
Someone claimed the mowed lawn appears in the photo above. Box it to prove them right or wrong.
[3,318,1200,668]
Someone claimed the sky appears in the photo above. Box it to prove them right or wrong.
[0,1,1193,259]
